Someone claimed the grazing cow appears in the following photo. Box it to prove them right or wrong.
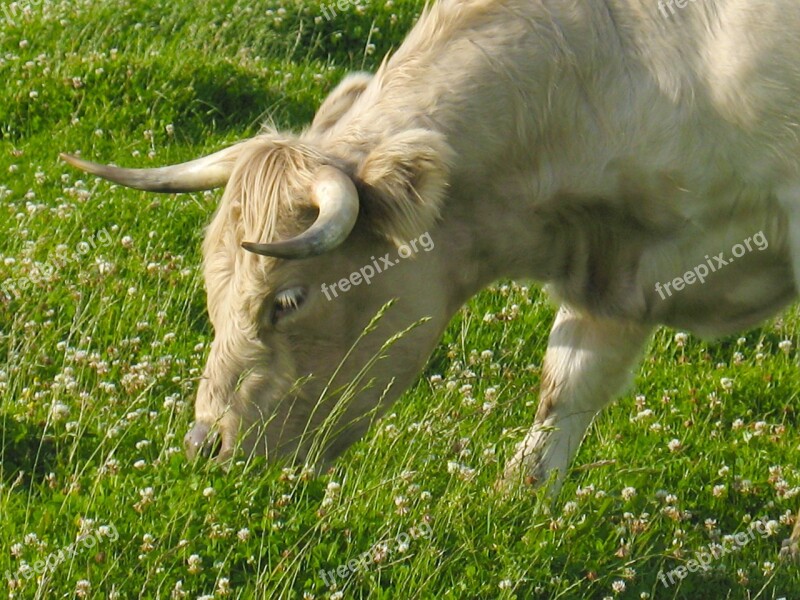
[62,0,800,555]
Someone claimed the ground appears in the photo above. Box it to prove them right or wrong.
[1,1,800,598]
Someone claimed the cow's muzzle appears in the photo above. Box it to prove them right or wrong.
[184,422,221,459]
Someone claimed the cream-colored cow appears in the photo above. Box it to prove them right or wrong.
[63,0,800,555]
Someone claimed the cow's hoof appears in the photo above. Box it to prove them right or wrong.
[184,423,220,460]
[780,537,799,562]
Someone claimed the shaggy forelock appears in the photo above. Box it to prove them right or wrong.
[202,135,328,326]
[230,135,327,246]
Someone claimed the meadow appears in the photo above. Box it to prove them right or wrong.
[1,1,800,598]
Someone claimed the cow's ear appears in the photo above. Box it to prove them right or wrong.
[312,73,373,133]
[356,129,452,245]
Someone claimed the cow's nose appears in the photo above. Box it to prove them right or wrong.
[184,423,221,459]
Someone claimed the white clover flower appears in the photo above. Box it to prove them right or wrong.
[765,520,780,536]
[187,554,202,574]
[50,402,69,421]
[736,568,748,585]
[217,577,231,595]
[621,487,637,501]
[171,580,187,598]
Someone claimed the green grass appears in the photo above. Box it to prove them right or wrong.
[2,1,800,598]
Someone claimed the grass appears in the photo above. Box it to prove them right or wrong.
[1,1,800,598]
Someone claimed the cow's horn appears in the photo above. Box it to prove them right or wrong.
[59,142,245,192]
[241,165,359,259]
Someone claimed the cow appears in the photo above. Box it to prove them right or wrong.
[61,0,800,556]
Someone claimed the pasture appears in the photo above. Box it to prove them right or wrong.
[2,1,800,598]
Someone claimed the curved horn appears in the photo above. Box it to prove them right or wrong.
[241,165,359,259]
[59,142,245,193]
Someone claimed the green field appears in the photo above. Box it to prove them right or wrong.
[2,1,800,598]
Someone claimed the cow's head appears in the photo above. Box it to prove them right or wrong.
[61,76,455,467]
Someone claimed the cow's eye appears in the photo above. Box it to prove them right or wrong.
[271,287,308,325]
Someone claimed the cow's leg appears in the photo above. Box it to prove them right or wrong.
[777,184,800,293]
[778,191,800,560]
[780,512,800,560]
[502,305,652,492]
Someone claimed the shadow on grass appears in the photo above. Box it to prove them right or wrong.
[0,416,95,487]
[0,417,59,485]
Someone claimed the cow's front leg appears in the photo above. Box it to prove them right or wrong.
[502,305,652,492]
